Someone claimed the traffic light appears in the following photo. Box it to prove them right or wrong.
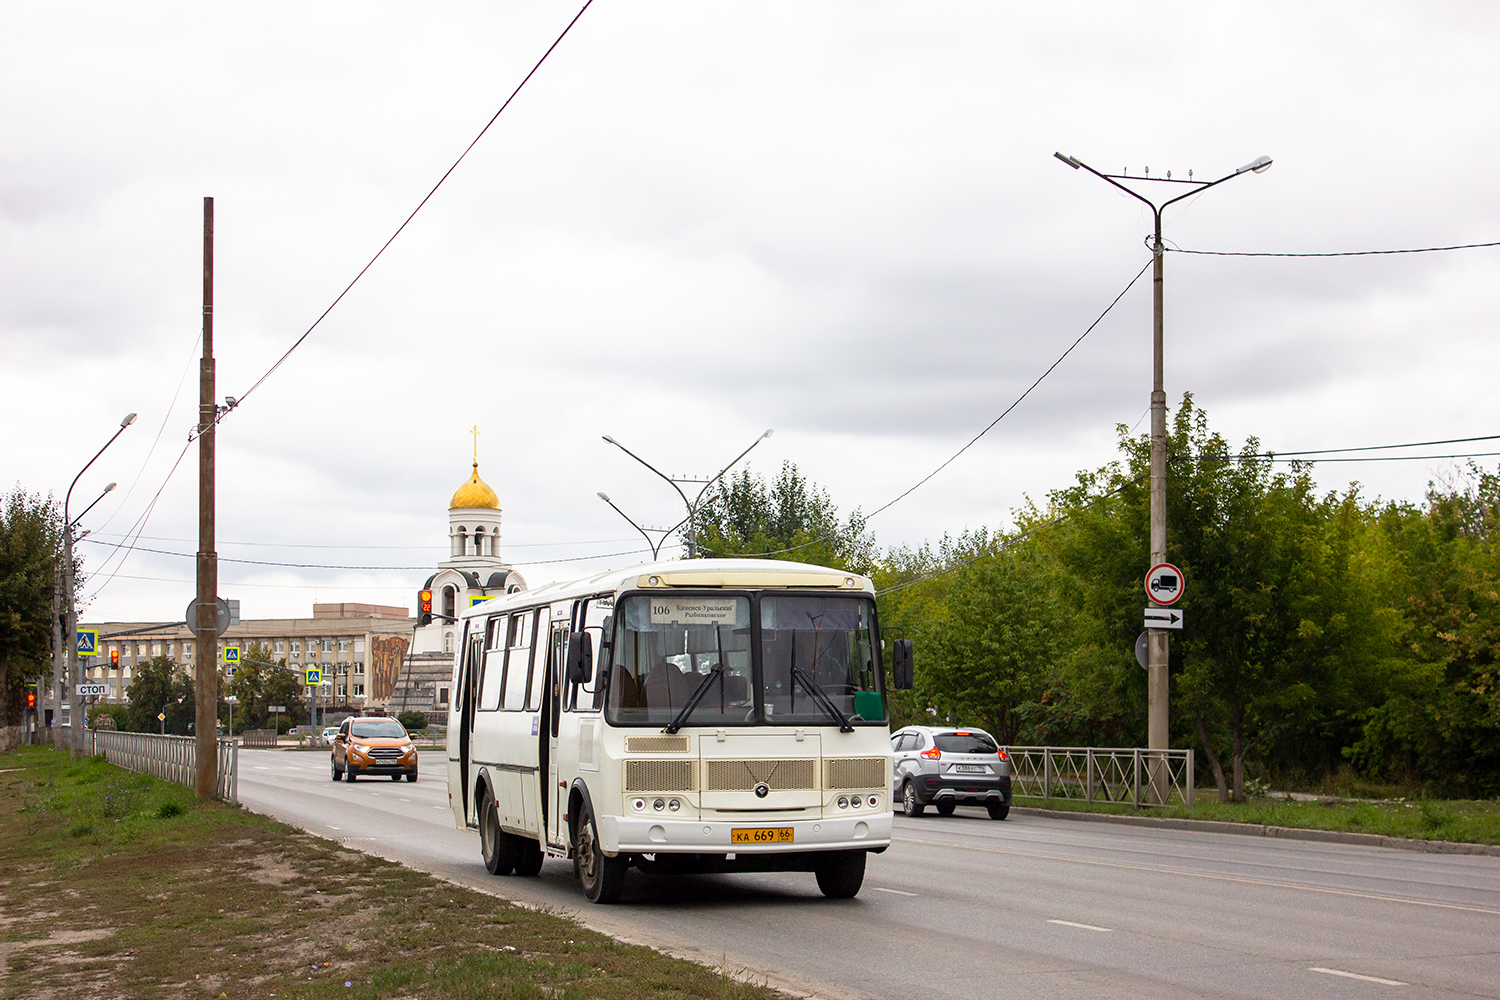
[110,648,120,667]
[26,690,36,711]
[418,589,433,626]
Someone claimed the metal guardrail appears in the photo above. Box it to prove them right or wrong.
[241,729,278,748]
[1005,746,1194,807]
[86,730,238,805]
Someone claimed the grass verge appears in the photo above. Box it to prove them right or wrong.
[0,745,791,1000]
[1012,792,1500,845]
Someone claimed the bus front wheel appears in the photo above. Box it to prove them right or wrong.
[814,850,867,899]
[574,803,626,903]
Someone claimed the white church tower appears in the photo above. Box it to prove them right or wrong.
[414,429,525,654]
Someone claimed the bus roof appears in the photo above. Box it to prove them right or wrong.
[458,558,874,622]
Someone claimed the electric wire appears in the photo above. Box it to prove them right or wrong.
[80,537,650,571]
[699,259,1155,561]
[226,0,596,415]
[1169,240,1500,258]
[90,532,639,550]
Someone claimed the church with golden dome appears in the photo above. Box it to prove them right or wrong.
[413,431,526,654]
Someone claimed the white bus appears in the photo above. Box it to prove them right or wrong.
[446,558,913,903]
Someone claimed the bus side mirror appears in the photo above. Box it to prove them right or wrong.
[891,639,913,690]
[567,632,593,685]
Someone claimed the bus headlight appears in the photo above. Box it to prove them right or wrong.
[868,795,880,808]
[837,796,849,809]
[667,798,680,812]
[632,798,646,812]
[653,798,665,811]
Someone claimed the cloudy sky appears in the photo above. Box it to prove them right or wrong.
[5,1,1499,623]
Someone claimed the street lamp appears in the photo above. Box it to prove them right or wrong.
[161,696,183,736]
[601,429,773,558]
[60,412,137,753]
[225,695,237,739]
[1055,152,1270,800]
[597,492,671,560]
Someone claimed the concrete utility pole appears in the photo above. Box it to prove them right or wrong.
[195,196,219,798]
[1054,152,1271,801]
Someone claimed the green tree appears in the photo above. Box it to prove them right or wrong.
[124,656,193,734]
[224,642,305,732]
[692,461,876,572]
[1040,395,1399,801]
[914,539,1068,745]
[0,487,62,726]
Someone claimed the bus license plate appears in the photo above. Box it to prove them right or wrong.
[731,827,794,844]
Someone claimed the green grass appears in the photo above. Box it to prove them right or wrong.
[1013,791,1500,844]
[0,745,788,1000]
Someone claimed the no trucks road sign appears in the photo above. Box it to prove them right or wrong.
[1145,563,1185,606]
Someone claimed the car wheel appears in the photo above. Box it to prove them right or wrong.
[480,791,518,876]
[345,765,357,782]
[987,800,1010,821]
[574,802,626,903]
[935,802,956,817]
[330,757,340,781]
[513,838,544,877]
[902,781,925,817]
[406,769,418,783]
[814,850,867,898]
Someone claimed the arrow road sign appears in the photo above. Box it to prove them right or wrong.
[1144,608,1184,630]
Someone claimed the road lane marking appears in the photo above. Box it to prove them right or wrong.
[872,887,918,896]
[327,825,341,830]
[1310,967,1407,986]
[894,835,1500,917]
[1048,919,1112,932]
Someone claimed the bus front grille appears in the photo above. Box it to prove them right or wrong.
[625,735,690,753]
[703,758,817,792]
[824,757,887,790]
[624,759,697,792]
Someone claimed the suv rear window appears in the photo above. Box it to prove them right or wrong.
[934,732,997,754]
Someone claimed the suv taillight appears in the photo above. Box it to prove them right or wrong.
[997,750,1009,761]
[920,747,941,760]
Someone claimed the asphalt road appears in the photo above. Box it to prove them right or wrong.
[237,748,1500,1000]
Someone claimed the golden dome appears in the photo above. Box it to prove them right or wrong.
[450,464,500,510]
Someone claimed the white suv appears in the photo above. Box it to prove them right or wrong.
[890,726,1012,819]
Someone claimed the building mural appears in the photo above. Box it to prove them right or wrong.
[370,634,410,704]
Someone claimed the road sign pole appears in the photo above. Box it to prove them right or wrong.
[195,195,219,799]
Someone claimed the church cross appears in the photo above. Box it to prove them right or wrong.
[471,425,480,466]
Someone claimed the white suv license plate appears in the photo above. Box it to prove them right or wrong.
[953,764,987,774]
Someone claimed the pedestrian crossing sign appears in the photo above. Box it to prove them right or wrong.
[305,667,322,686]
[76,629,99,656]
[224,645,240,664]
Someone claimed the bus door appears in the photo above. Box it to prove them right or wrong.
[459,627,484,824]
[541,619,569,850]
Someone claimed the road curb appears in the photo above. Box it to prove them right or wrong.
[1011,805,1500,857]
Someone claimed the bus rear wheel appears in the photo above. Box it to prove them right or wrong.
[574,803,626,903]
[480,792,517,876]
[514,838,544,877]
[815,850,867,898]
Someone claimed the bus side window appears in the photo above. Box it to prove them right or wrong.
[579,596,612,712]
[502,610,533,711]
[478,614,507,711]
[526,609,546,711]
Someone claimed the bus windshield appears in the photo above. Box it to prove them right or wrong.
[606,592,884,727]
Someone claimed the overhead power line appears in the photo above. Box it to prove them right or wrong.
[227,0,596,414]
[80,537,649,571]
[1169,239,1500,258]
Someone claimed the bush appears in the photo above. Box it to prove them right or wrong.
[397,711,427,733]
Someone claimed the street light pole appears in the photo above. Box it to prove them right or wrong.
[596,493,670,559]
[1055,152,1271,797]
[60,414,136,754]
[601,429,773,558]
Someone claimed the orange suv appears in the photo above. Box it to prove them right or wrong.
[330,716,418,783]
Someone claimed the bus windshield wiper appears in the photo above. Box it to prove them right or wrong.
[789,666,855,733]
[663,664,723,734]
